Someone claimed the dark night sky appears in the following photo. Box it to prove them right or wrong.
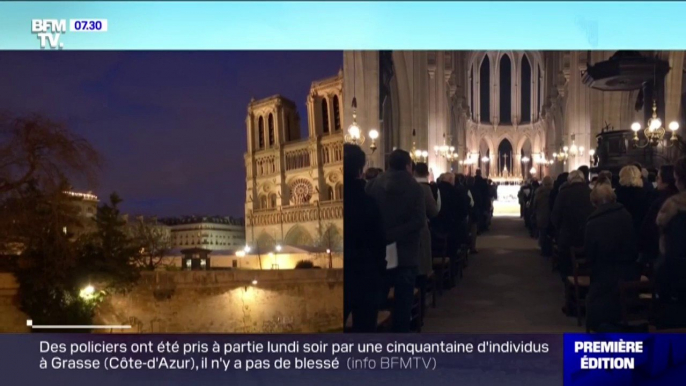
[0,51,342,217]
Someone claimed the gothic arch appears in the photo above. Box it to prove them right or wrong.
[284,225,314,247]
[319,224,342,251]
[321,98,330,133]
[516,134,533,156]
[256,232,276,251]
[258,116,265,149]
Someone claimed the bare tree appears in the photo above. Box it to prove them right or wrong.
[0,112,102,195]
[317,222,342,268]
[129,217,172,270]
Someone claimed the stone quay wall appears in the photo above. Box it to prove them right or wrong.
[0,269,343,333]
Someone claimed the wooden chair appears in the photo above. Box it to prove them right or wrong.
[345,310,392,332]
[619,278,653,326]
[431,234,450,294]
[387,287,422,332]
[426,270,437,308]
[565,247,590,327]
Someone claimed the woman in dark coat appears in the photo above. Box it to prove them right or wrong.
[551,171,594,280]
[615,165,649,234]
[343,144,386,332]
[638,165,679,263]
[584,184,640,332]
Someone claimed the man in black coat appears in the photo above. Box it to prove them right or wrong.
[474,169,491,231]
[366,149,426,333]
[343,144,386,332]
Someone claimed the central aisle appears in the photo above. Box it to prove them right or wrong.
[423,217,583,333]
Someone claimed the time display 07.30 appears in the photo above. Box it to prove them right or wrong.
[69,19,108,32]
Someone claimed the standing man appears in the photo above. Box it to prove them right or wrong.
[366,149,426,333]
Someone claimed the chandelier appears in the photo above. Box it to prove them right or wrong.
[630,100,680,148]
[553,143,569,164]
[409,129,428,162]
[567,135,585,158]
[434,133,457,160]
[344,51,380,152]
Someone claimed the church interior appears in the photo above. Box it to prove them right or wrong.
[343,51,686,333]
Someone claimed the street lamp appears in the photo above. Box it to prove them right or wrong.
[79,285,95,300]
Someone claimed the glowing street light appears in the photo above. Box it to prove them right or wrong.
[79,285,95,300]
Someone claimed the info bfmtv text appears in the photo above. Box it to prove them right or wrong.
[31,19,107,49]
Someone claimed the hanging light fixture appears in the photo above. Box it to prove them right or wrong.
[631,62,680,148]
[434,133,457,160]
[631,100,680,148]
[344,52,380,149]
[409,129,428,162]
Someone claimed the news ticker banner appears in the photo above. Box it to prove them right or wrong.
[0,334,684,385]
[2,2,686,50]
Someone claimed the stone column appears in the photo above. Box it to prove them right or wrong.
[665,51,684,125]
[427,52,438,171]
[306,93,316,138]
[343,51,380,168]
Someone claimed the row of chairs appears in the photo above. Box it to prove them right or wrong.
[344,231,471,332]
[556,245,653,332]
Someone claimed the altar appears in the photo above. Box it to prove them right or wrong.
[489,166,523,217]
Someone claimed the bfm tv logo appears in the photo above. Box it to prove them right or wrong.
[31,19,66,49]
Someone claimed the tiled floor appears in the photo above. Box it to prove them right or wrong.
[423,216,584,333]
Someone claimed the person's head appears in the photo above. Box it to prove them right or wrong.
[596,174,611,187]
[344,144,366,181]
[531,180,540,189]
[439,173,455,185]
[456,173,466,186]
[675,157,686,192]
[578,165,590,182]
[567,170,585,184]
[590,183,617,207]
[542,175,554,188]
[475,169,482,177]
[389,149,412,173]
[414,162,430,178]
[365,167,381,181]
[598,170,612,181]
[619,165,643,188]
[648,171,657,184]
[656,164,676,191]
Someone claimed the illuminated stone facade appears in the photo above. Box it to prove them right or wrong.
[244,71,344,256]
[159,216,245,251]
